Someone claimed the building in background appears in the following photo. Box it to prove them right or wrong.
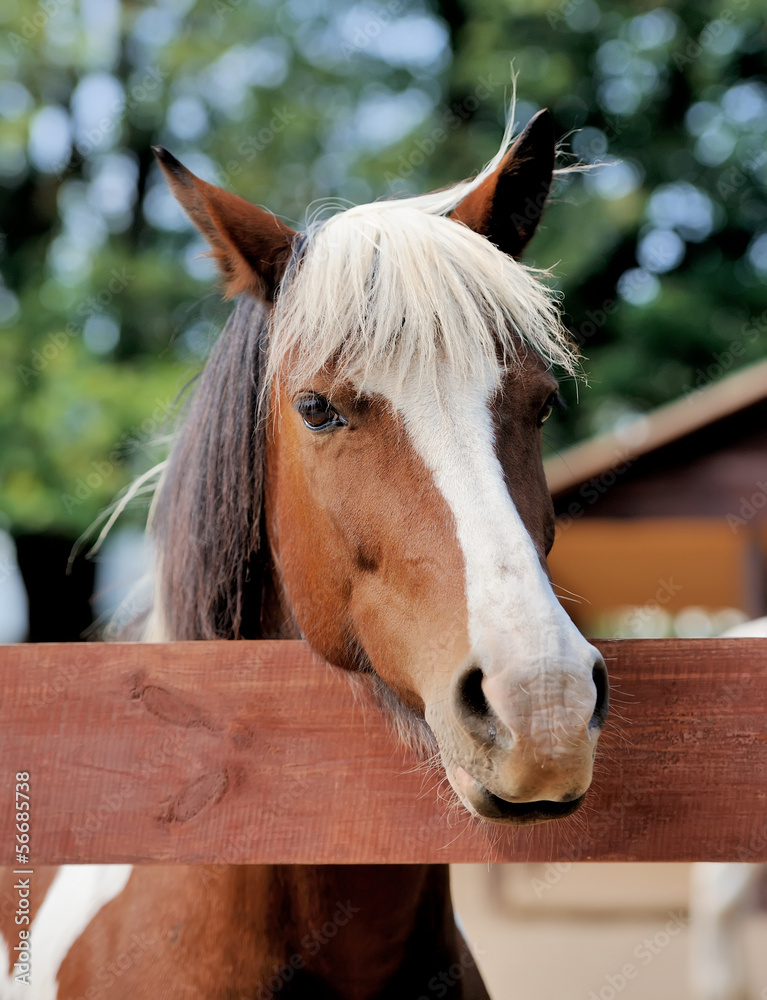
[546,358,767,637]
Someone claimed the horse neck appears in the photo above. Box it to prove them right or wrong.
[251,576,464,992]
[177,476,472,992]
[252,864,459,993]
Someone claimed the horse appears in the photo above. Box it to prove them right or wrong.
[0,108,609,999]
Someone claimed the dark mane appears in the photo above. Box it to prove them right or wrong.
[152,295,269,640]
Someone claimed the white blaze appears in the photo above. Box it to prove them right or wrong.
[0,865,133,1000]
[378,363,599,758]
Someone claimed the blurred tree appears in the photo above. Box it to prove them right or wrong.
[0,0,766,543]
[419,0,767,453]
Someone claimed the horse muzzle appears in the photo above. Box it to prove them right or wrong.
[427,648,609,825]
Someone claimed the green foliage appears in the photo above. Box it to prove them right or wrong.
[1,0,765,533]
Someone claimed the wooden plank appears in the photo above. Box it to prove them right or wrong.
[0,639,765,864]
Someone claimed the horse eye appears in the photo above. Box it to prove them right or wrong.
[295,394,347,432]
[537,392,561,427]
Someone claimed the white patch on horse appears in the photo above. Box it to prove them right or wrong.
[0,865,132,999]
[375,363,600,798]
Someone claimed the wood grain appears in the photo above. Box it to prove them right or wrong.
[1,639,765,864]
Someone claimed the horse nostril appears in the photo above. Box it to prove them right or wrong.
[453,665,498,742]
[589,658,609,731]
[458,666,489,718]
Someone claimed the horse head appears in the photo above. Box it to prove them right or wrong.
[153,109,608,825]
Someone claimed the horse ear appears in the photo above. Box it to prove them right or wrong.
[451,109,556,258]
[152,146,297,301]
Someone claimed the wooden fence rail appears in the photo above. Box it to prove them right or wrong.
[1,639,765,865]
